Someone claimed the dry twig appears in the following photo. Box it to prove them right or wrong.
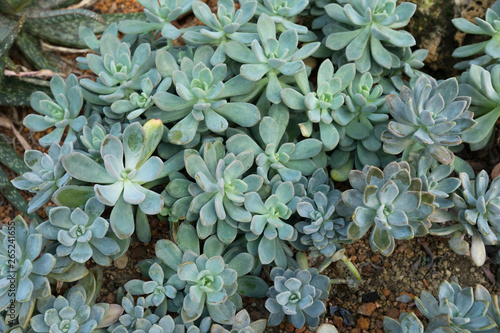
[0,117,31,151]
[41,41,92,54]
[67,0,98,9]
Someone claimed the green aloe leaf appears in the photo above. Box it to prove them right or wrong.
[82,12,147,32]
[0,77,51,106]
[15,31,62,70]
[0,15,26,59]
[25,9,104,47]
[1,0,32,12]
[0,168,41,222]
[0,136,29,174]
[0,139,41,222]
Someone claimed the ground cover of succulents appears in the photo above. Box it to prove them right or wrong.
[3,0,500,332]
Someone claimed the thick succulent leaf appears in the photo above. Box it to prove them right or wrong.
[53,186,95,208]
[176,222,200,254]
[236,276,268,297]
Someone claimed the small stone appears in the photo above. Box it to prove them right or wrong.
[371,254,380,263]
[295,326,306,333]
[492,162,500,179]
[317,324,338,333]
[351,328,361,333]
[376,320,383,329]
[357,317,370,330]
[333,316,343,328]
[386,308,399,319]
[285,323,295,332]
[382,289,391,298]
[357,303,377,316]
[362,292,379,303]
[114,254,128,269]
[106,292,115,304]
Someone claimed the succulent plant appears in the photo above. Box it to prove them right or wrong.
[36,198,120,266]
[378,48,429,93]
[79,27,157,105]
[451,171,500,266]
[224,14,320,104]
[134,316,185,333]
[110,72,171,121]
[382,75,476,165]
[177,255,238,324]
[175,141,263,242]
[475,284,500,332]
[152,46,260,145]
[322,0,416,73]
[280,60,356,151]
[383,312,454,333]
[118,0,193,39]
[62,120,164,240]
[210,310,267,333]
[107,293,159,333]
[296,189,349,257]
[227,105,323,183]
[79,122,122,161]
[30,283,121,333]
[241,0,314,40]
[0,216,56,328]
[330,71,390,179]
[414,152,461,210]
[460,65,500,150]
[244,181,299,267]
[23,74,86,147]
[415,280,498,332]
[11,142,73,214]
[129,223,266,321]
[124,261,182,319]
[339,161,435,256]
[182,0,258,65]
[452,1,500,69]
[266,267,329,329]
[303,168,333,199]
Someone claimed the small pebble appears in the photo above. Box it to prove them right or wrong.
[385,308,399,319]
[114,255,128,269]
[357,303,377,316]
[357,317,370,330]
